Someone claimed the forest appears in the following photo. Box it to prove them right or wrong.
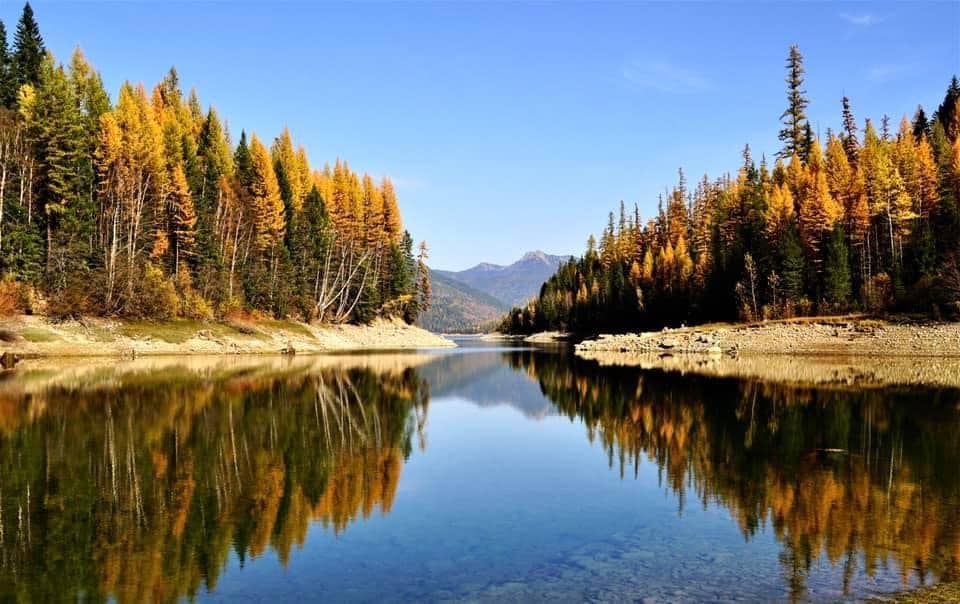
[0,3,430,324]
[502,47,960,334]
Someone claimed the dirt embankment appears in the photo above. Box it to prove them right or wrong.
[0,315,455,357]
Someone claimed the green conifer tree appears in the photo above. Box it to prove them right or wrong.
[12,2,45,89]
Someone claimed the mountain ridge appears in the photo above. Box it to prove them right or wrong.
[419,251,571,333]
[435,250,572,307]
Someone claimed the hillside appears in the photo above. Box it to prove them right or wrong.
[435,251,572,307]
[418,271,509,333]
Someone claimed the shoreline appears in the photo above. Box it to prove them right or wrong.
[506,317,960,389]
[573,316,960,358]
[0,315,455,357]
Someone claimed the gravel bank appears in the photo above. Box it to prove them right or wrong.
[575,317,960,357]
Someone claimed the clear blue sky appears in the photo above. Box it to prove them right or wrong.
[3,1,958,271]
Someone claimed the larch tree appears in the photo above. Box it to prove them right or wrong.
[248,134,285,253]
[170,163,196,275]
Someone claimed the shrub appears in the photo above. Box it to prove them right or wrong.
[0,277,23,317]
[126,263,178,320]
[863,272,893,313]
[175,270,214,321]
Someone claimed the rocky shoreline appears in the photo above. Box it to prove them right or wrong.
[570,318,960,389]
[574,317,960,357]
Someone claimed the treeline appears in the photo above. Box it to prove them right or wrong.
[503,46,960,334]
[0,3,430,323]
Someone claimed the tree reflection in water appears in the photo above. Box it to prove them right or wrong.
[0,361,429,602]
[0,351,957,602]
[506,349,960,601]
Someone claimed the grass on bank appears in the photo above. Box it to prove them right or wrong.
[116,319,318,344]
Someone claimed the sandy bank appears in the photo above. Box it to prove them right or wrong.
[0,315,454,357]
[481,331,571,343]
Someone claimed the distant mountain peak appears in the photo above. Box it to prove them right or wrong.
[519,250,549,263]
[473,262,503,271]
[434,250,573,309]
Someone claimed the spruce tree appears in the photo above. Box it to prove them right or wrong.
[12,2,44,89]
[234,130,252,189]
[840,96,860,169]
[0,22,14,108]
[934,75,959,139]
[780,222,805,300]
[823,225,852,307]
[912,106,930,142]
[778,45,810,161]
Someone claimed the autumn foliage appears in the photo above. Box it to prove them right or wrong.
[503,48,960,334]
[0,4,429,324]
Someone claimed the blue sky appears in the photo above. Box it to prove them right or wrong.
[3,1,958,270]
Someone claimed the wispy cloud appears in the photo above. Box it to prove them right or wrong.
[623,61,707,93]
[390,176,427,192]
[866,64,906,83]
[840,12,883,26]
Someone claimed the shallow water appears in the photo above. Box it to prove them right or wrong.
[0,341,957,602]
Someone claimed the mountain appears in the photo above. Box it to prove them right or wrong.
[435,251,572,308]
[418,270,509,334]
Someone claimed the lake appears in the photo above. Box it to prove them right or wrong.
[0,340,957,602]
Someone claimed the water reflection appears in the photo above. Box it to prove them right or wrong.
[0,357,429,602]
[506,349,960,600]
[0,350,956,602]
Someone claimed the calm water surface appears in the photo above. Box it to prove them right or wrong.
[0,341,957,602]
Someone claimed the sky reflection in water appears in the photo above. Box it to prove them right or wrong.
[0,344,957,602]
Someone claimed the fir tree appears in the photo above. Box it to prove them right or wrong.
[12,2,44,89]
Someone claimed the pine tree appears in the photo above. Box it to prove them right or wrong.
[779,45,810,161]
[12,2,44,90]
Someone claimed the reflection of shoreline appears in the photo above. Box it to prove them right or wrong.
[508,350,960,601]
[577,350,960,390]
[0,352,435,396]
[0,363,429,602]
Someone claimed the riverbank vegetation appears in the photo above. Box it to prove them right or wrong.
[502,46,960,334]
[0,3,430,325]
